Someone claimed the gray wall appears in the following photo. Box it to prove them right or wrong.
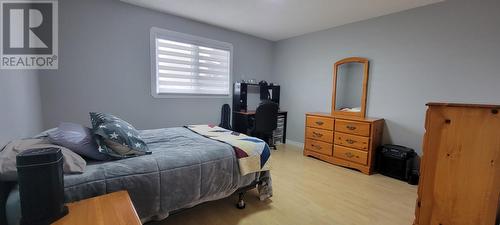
[272,0,500,153]
[0,71,43,147]
[6,0,499,155]
[39,0,274,129]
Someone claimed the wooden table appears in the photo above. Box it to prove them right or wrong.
[52,191,141,225]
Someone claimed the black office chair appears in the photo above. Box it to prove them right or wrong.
[219,104,232,130]
[249,100,279,149]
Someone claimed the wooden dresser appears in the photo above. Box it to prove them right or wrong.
[303,112,384,174]
[414,103,500,225]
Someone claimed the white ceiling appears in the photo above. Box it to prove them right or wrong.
[121,0,443,41]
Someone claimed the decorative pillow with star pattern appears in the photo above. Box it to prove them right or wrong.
[90,112,151,158]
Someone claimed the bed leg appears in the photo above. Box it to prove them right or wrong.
[236,192,246,209]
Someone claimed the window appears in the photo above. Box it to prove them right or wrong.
[150,27,233,97]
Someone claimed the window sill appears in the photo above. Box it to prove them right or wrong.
[151,92,232,99]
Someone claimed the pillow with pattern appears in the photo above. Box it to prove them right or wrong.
[90,112,150,158]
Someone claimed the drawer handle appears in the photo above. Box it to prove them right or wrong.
[312,132,323,137]
[346,125,357,130]
[315,121,324,126]
[345,152,359,158]
[346,139,356,144]
[311,144,322,150]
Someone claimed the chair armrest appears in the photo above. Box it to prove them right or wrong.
[247,117,256,135]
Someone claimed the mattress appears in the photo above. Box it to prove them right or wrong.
[6,127,271,224]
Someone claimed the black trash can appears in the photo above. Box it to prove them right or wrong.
[16,148,68,225]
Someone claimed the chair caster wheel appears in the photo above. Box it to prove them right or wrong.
[236,200,246,209]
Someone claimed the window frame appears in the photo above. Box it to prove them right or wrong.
[150,27,233,98]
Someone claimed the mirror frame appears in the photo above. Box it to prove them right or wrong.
[331,57,370,118]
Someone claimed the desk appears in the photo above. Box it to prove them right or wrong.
[232,111,288,144]
[52,191,141,225]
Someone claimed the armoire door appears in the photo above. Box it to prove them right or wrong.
[416,104,500,225]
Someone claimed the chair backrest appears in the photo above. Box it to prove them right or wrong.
[254,100,279,133]
[219,104,232,130]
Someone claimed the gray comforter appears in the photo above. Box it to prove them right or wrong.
[6,127,272,224]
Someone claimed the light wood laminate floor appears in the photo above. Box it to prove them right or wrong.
[149,144,417,225]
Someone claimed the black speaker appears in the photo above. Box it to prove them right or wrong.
[16,148,68,225]
[376,145,416,183]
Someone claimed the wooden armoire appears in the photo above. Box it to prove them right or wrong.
[414,103,500,225]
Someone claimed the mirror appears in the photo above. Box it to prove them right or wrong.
[335,62,364,111]
[332,57,369,118]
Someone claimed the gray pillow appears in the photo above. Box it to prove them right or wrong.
[32,128,58,138]
[48,122,109,161]
[0,139,86,181]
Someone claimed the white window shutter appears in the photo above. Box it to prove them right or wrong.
[152,31,232,96]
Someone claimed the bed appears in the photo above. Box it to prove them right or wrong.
[1,127,272,224]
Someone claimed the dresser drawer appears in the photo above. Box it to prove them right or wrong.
[306,116,334,130]
[306,127,333,143]
[305,139,333,156]
[333,145,368,165]
[335,119,370,136]
[334,132,370,151]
